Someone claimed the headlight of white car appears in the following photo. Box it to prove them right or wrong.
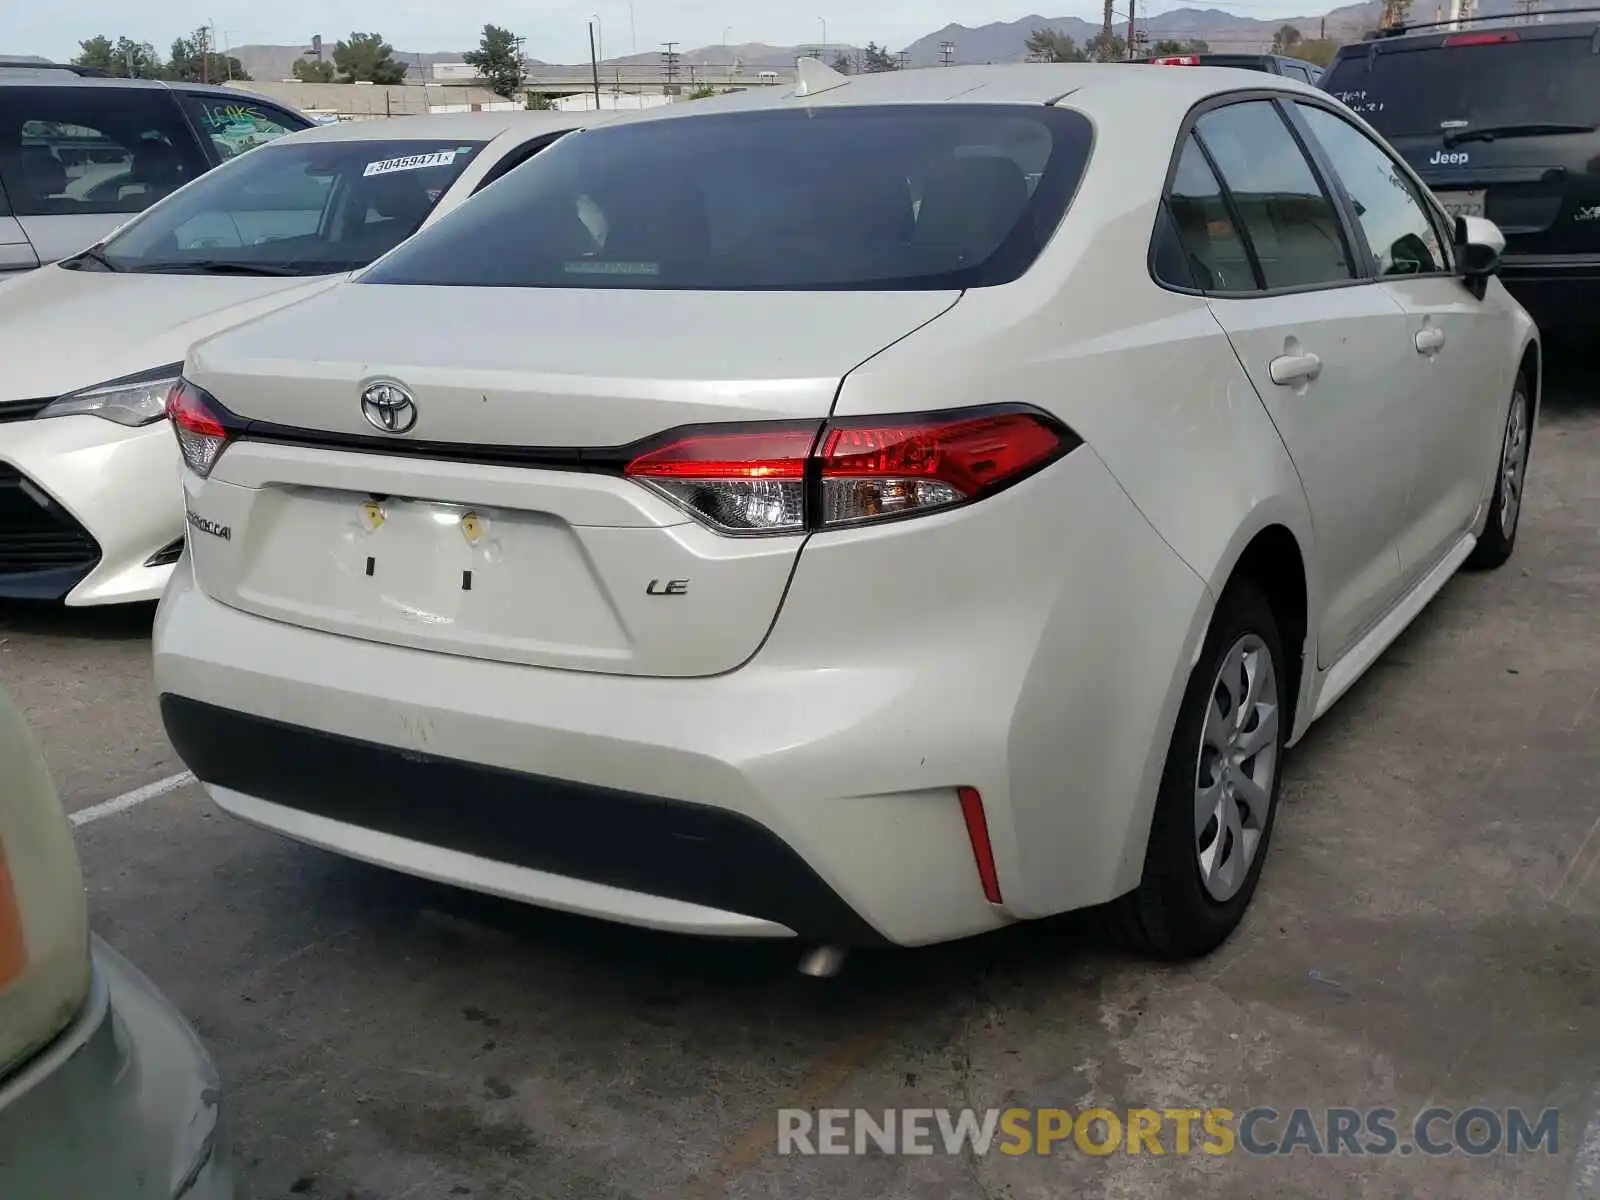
[39,365,183,428]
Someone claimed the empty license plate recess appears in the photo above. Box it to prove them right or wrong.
[233,488,630,661]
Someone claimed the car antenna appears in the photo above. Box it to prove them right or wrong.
[794,55,851,97]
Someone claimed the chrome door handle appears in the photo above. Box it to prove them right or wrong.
[1415,327,1446,354]
[1269,352,1323,386]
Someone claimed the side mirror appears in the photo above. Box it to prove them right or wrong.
[1456,214,1504,279]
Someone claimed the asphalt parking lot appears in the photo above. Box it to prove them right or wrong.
[4,350,1598,1200]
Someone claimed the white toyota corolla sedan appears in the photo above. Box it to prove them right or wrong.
[0,110,594,606]
[152,63,1538,961]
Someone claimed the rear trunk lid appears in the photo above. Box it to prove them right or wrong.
[1323,28,1600,255]
[185,282,959,677]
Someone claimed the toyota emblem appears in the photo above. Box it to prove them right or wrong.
[360,381,417,434]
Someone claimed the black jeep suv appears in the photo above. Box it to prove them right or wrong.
[1322,16,1600,331]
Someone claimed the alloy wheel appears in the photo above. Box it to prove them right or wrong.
[1194,634,1280,903]
[1500,392,1530,540]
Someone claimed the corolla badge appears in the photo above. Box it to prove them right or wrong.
[360,381,417,434]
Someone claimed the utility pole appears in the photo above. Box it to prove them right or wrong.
[214,22,233,81]
[589,23,602,110]
[1126,1,1136,61]
[661,41,681,95]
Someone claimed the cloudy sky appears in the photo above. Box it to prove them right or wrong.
[11,0,1291,64]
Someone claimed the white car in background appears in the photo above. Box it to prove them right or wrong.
[0,110,595,606]
[154,63,1537,961]
[0,680,231,1197]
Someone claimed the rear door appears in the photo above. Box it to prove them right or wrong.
[1169,98,1416,664]
[1293,100,1501,579]
[0,84,210,264]
[1321,29,1600,258]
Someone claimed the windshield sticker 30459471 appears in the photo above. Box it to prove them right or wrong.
[364,150,457,177]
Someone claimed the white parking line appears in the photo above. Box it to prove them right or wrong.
[69,771,196,828]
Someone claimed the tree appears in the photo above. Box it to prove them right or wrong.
[293,58,336,83]
[1271,24,1304,53]
[464,24,525,98]
[1025,28,1087,62]
[73,35,165,78]
[333,32,406,84]
[1293,37,1341,66]
[166,33,248,82]
[830,51,855,74]
[1379,0,1413,27]
[686,84,718,99]
[116,37,166,78]
[1086,30,1128,62]
[861,41,897,72]
[1150,38,1208,55]
[525,91,557,110]
[73,36,118,74]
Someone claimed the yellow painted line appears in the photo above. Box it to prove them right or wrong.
[681,1027,890,1198]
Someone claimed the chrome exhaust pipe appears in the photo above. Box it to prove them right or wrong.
[797,946,847,978]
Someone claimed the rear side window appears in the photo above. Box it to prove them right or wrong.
[1163,137,1255,291]
[0,86,209,217]
[1322,36,1600,135]
[1297,104,1448,276]
[181,95,309,160]
[363,105,1096,291]
[471,131,574,194]
[1194,101,1354,289]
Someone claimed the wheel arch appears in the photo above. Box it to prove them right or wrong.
[1518,336,1541,425]
[1106,506,1317,900]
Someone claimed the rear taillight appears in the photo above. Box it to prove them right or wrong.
[623,407,1075,536]
[166,378,233,478]
[624,425,816,534]
[1152,55,1201,65]
[1444,31,1517,45]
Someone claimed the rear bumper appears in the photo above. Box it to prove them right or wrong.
[1497,255,1600,330]
[161,694,884,946]
[0,938,231,1199]
[0,415,181,605]
[153,447,1209,947]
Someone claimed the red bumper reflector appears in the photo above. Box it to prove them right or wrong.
[0,848,27,988]
[1444,31,1517,45]
[958,786,1003,905]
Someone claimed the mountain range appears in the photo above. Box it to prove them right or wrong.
[226,0,1594,81]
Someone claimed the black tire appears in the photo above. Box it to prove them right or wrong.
[1465,375,1532,572]
[1104,580,1287,959]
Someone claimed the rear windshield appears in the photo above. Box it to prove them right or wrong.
[362,105,1095,291]
[96,138,484,276]
[1323,36,1600,137]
